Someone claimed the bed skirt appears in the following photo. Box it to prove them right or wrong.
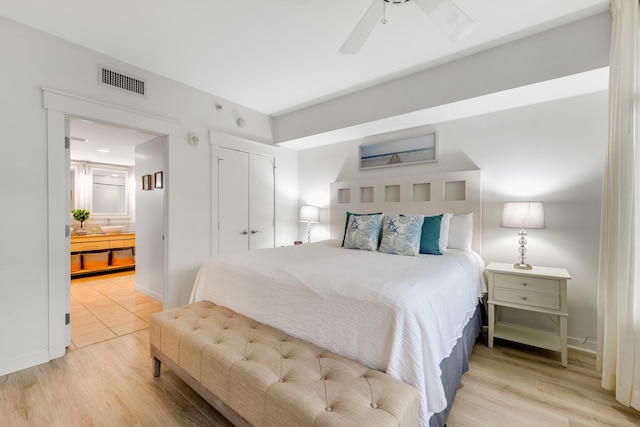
[429,301,483,427]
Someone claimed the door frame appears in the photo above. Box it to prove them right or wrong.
[44,88,181,358]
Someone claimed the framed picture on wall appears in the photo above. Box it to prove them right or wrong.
[142,174,153,191]
[154,171,163,189]
[359,131,437,170]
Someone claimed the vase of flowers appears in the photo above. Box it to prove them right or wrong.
[71,209,90,233]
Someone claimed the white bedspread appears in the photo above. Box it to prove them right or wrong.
[190,239,485,426]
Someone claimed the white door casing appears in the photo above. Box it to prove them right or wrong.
[44,88,179,364]
[64,119,71,346]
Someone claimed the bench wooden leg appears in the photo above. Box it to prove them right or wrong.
[153,357,161,377]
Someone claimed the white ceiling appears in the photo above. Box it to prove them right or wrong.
[69,119,157,166]
[3,0,610,164]
[0,0,609,117]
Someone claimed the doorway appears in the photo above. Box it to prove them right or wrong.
[45,88,180,356]
[68,118,163,348]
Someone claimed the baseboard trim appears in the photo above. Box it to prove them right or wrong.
[567,336,597,353]
[134,284,163,302]
[0,349,50,377]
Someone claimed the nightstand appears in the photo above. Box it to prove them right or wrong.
[486,262,571,367]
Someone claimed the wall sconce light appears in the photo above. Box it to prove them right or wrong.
[501,201,546,269]
[299,205,320,244]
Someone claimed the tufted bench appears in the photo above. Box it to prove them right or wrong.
[150,301,419,427]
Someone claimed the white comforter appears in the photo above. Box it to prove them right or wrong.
[190,239,485,426]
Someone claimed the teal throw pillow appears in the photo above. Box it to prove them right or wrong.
[420,214,443,255]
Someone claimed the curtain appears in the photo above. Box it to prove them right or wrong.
[597,0,640,410]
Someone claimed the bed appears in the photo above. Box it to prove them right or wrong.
[190,170,485,427]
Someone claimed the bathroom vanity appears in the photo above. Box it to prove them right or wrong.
[70,233,136,276]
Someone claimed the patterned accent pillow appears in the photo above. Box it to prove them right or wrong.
[342,211,382,246]
[343,213,383,251]
[379,215,424,256]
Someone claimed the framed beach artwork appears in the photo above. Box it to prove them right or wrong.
[359,131,437,170]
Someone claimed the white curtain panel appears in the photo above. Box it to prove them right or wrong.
[597,0,640,410]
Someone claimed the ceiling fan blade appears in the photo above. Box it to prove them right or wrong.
[339,0,384,55]
[414,0,476,42]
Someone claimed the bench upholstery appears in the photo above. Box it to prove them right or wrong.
[150,301,419,427]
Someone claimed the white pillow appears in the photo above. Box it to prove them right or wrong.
[439,213,454,253]
[448,213,473,251]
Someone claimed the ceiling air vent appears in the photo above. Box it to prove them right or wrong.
[98,65,147,97]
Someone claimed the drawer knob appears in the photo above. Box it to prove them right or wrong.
[521,296,528,300]
[520,282,528,287]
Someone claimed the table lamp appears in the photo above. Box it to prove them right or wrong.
[299,205,320,244]
[500,202,545,269]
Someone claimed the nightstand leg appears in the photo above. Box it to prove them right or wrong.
[560,315,568,367]
[488,303,495,348]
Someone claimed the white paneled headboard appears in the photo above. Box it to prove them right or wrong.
[330,170,482,255]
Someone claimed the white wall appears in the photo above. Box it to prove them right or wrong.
[0,16,298,376]
[135,136,165,301]
[298,91,607,352]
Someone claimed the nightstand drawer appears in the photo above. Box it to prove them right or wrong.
[494,274,559,295]
[494,287,560,310]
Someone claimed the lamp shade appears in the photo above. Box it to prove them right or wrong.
[299,205,320,223]
[500,202,546,229]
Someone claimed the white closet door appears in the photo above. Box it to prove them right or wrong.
[249,153,275,250]
[219,147,250,252]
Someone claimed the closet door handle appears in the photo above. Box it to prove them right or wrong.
[250,230,261,234]
[239,230,248,235]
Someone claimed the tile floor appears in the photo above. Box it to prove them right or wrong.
[70,270,163,350]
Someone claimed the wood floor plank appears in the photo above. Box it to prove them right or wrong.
[448,336,640,426]
[3,273,640,427]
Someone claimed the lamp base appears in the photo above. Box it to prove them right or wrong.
[514,262,533,270]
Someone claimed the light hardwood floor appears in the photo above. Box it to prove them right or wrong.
[2,293,639,426]
[448,335,640,426]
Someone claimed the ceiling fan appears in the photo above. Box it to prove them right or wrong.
[340,0,476,55]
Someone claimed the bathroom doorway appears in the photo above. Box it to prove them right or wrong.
[44,89,180,355]
[68,118,165,347]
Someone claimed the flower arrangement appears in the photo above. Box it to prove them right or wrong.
[71,209,90,229]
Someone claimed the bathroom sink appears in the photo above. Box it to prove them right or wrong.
[100,225,125,234]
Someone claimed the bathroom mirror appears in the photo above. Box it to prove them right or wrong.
[70,161,133,218]
[91,168,128,214]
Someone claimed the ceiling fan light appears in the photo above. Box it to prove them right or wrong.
[415,0,476,41]
[340,0,474,55]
